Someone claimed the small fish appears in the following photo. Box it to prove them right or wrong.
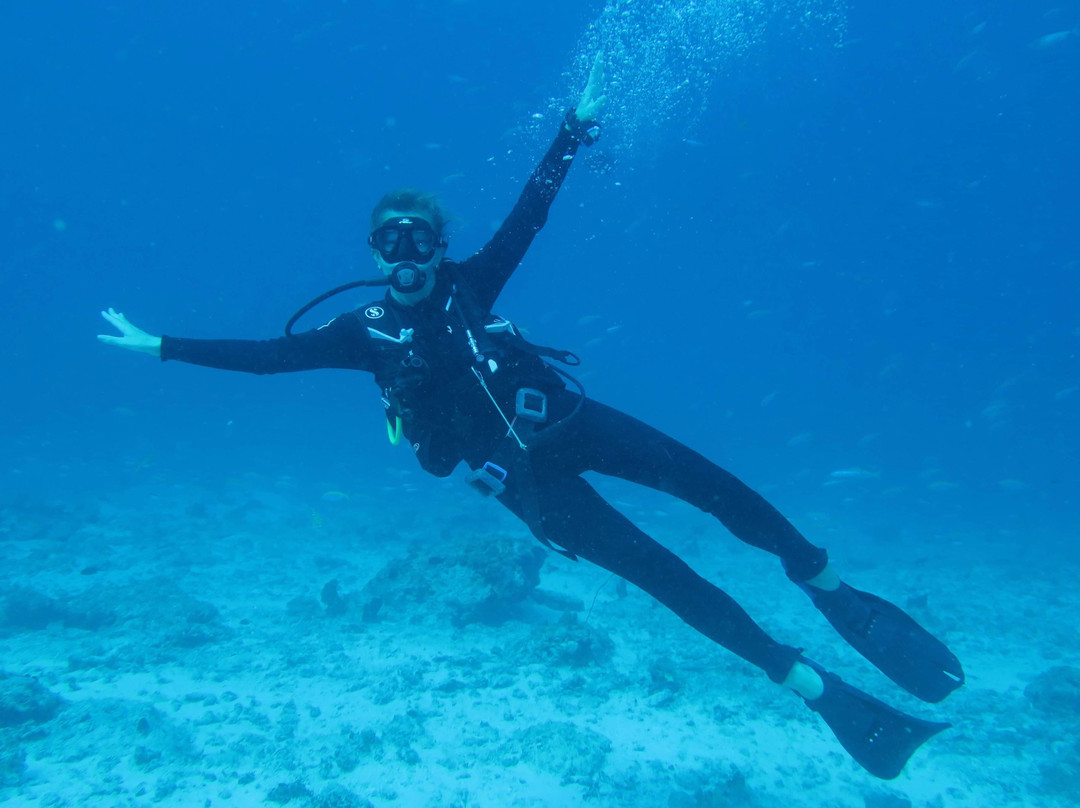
[321,490,349,502]
[928,480,959,492]
[828,468,880,481]
[998,479,1029,492]
[954,50,982,72]
[1054,385,1077,401]
[1033,30,1075,49]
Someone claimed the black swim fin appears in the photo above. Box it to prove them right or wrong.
[803,662,950,780]
[801,583,964,703]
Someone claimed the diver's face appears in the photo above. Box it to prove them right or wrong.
[369,209,445,277]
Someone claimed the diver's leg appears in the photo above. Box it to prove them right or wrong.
[549,399,965,702]
[554,398,827,581]
[497,472,948,779]
[498,471,800,683]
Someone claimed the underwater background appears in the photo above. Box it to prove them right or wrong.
[2,1,1078,806]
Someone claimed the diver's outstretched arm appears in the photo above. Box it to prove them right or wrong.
[97,308,162,358]
[99,305,376,375]
[461,54,607,312]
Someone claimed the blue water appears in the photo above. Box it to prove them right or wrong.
[1,1,1078,798]
[6,1,1075,544]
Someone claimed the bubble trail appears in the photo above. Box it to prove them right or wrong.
[538,0,848,161]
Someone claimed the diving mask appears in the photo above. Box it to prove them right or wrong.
[369,217,444,264]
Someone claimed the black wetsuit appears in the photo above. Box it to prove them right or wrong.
[161,114,827,684]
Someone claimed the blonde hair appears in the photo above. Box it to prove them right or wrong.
[370,188,450,234]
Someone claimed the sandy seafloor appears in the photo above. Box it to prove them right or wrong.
[2,463,1078,808]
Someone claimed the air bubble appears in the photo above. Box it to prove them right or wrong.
[536,0,847,164]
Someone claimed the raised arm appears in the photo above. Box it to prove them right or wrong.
[461,55,606,312]
[98,308,374,374]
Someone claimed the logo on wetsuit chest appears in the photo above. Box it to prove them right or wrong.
[364,306,385,319]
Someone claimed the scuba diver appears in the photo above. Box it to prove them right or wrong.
[98,60,963,779]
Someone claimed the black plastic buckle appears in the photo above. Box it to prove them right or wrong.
[515,388,547,424]
[465,461,508,496]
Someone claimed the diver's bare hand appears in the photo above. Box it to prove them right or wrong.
[575,53,607,124]
[97,307,162,358]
